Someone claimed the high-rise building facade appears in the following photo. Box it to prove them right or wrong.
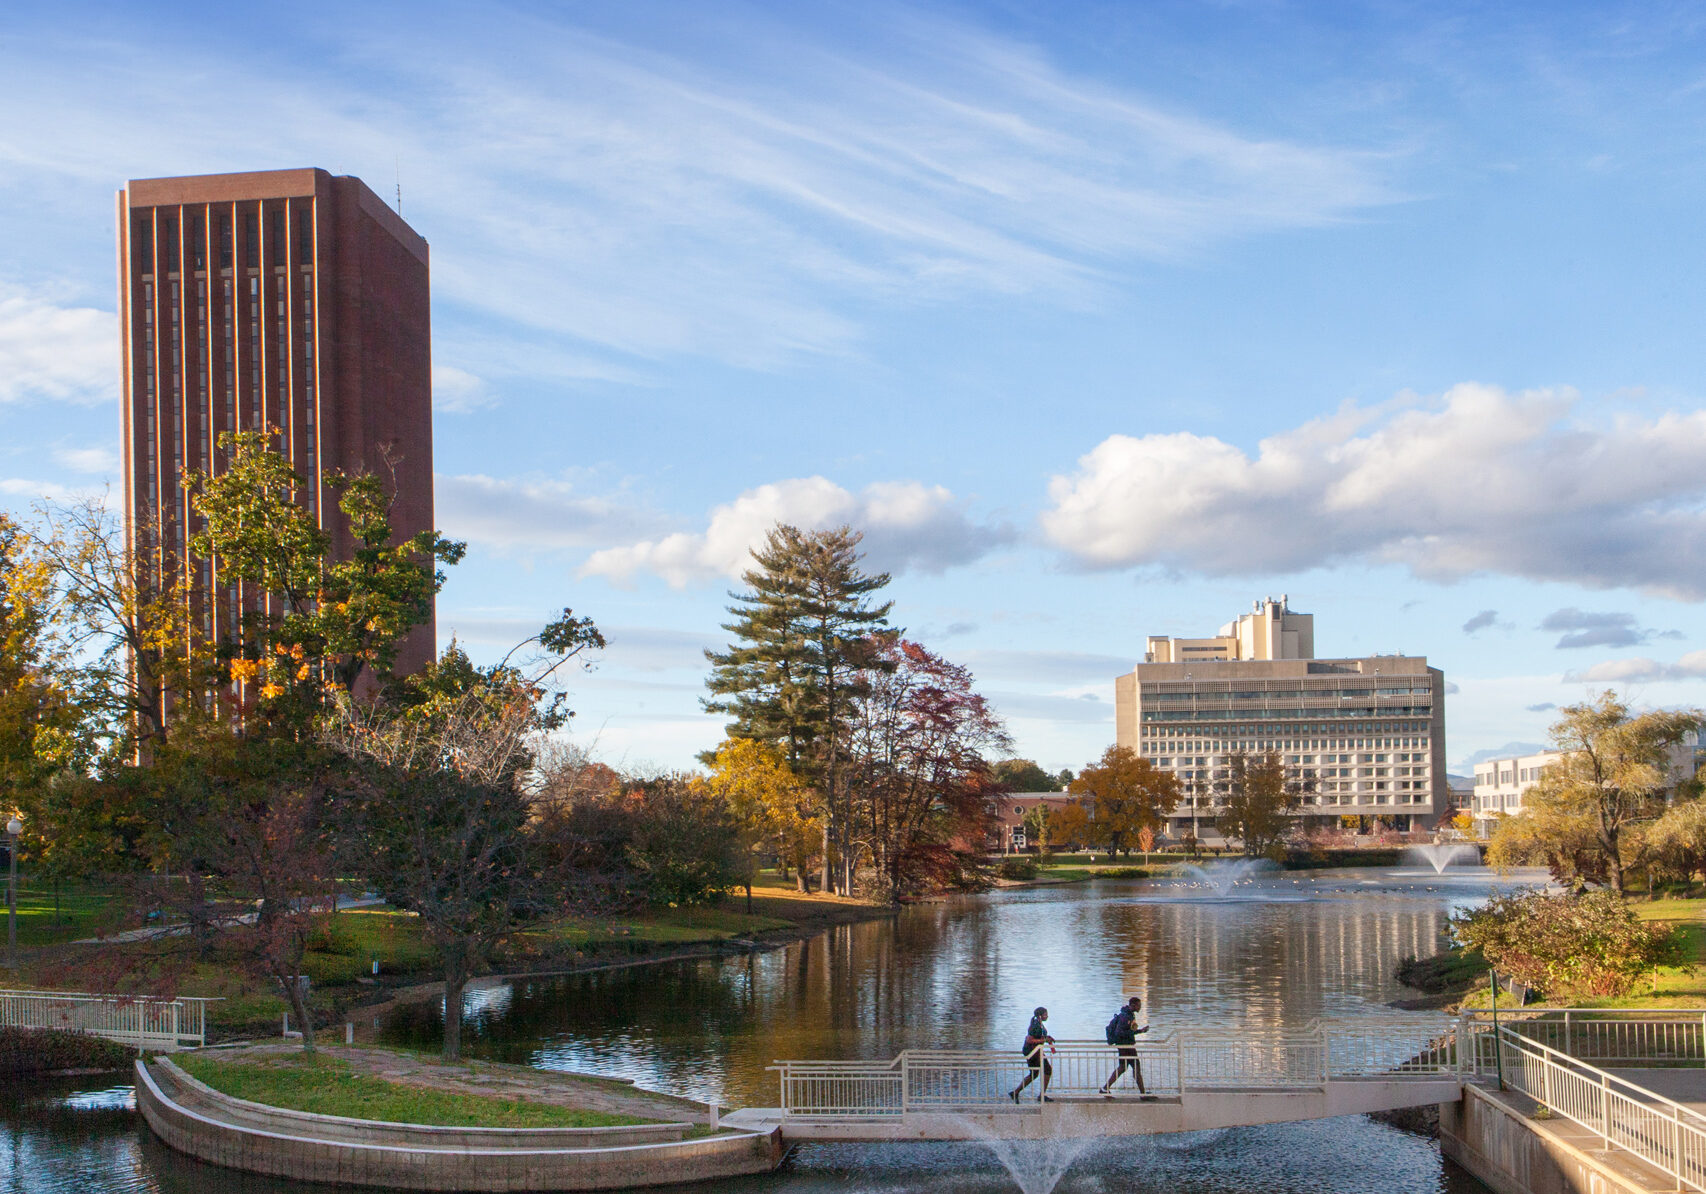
[117,168,435,673]
[1115,598,1448,838]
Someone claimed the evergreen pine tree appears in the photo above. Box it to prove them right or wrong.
[704,524,892,894]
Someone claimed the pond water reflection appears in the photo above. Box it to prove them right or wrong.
[0,866,1536,1192]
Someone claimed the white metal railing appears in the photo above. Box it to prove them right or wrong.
[0,989,218,1051]
[771,1020,1459,1119]
[1491,1024,1706,1191]
[1461,1008,1706,1070]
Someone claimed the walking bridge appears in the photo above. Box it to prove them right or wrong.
[724,1019,1466,1140]
[723,1011,1706,1147]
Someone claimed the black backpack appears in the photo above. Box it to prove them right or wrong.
[1105,1013,1123,1045]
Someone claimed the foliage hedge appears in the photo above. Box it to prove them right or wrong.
[996,857,1039,881]
[1452,888,1681,998]
[1097,866,1151,879]
[1283,849,1406,869]
[0,1026,133,1075]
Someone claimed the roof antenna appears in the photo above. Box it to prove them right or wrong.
[394,156,402,216]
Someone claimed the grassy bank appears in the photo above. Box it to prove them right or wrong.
[175,1051,652,1128]
[13,871,894,1040]
[1406,895,1706,1011]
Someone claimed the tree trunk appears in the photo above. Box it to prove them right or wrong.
[745,881,753,915]
[442,952,468,1062]
[820,821,832,897]
[283,972,316,1055]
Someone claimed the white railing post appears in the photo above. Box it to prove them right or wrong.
[1601,1073,1613,1152]
[900,1051,910,1114]
[1319,1026,1330,1085]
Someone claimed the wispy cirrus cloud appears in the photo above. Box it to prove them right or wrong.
[0,8,1399,381]
[1041,383,1706,598]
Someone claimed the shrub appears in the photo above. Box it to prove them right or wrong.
[1396,947,1490,993]
[0,1027,133,1075]
[996,857,1038,881]
[1451,888,1681,998]
[1098,866,1149,879]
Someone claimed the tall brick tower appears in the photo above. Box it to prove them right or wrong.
[117,168,435,675]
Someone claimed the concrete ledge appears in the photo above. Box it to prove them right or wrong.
[136,1060,783,1191]
[1441,1083,1677,1194]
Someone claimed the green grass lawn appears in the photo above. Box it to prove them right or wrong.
[5,882,126,946]
[521,904,792,950]
[174,1052,653,1128]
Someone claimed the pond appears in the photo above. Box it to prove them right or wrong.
[0,864,1536,1192]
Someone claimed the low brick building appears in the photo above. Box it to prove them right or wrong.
[989,792,1078,853]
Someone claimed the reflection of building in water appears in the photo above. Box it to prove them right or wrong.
[1115,597,1448,838]
[1094,895,1450,1032]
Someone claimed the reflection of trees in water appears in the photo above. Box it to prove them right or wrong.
[378,887,1470,1106]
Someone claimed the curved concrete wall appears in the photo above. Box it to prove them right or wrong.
[136,1060,783,1191]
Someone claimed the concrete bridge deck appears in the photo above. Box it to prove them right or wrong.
[724,1075,1466,1140]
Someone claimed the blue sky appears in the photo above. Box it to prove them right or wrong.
[5,0,1706,774]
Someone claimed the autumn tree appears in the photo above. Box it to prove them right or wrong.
[30,498,199,758]
[188,431,464,722]
[1050,799,1092,852]
[701,737,817,908]
[1496,693,1703,894]
[328,609,604,1061]
[1069,746,1180,858]
[0,513,93,802]
[134,733,341,1052]
[704,524,892,896]
[843,639,1008,904]
[1214,751,1308,858]
[1021,804,1054,853]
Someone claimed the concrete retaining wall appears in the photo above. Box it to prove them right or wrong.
[1441,1085,1661,1194]
[136,1059,784,1191]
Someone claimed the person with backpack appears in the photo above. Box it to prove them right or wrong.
[1009,1006,1055,1102]
[1100,995,1155,1097]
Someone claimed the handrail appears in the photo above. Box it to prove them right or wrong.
[1492,1023,1706,1191]
[771,1021,1458,1118]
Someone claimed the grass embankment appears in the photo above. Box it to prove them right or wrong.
[13,871,892,1040]
[1408,896,1706,1011]
[175,1051,652,1128]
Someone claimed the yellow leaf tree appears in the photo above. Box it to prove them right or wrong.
[701,737,819,909]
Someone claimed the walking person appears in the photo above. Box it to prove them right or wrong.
[1010,1006,1055,1102]
[1100,996,1156,1098]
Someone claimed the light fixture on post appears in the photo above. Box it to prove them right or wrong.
[6,816,21,968]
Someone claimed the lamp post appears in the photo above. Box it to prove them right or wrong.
[6,817,21,968]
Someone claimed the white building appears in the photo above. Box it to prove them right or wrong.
[1471,737,1702,835]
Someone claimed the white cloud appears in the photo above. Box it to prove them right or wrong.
[1565,651,1706,683]
[52,445,118,474]
[1041,383,1706,598]
[434,473,667,552]
[582,477,1010,587]
[432,365,495,414]
[0,282,114,405]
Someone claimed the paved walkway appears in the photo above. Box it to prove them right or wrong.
[72,894,389,945]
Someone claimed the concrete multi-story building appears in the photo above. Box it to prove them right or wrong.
[1470,739,1701,835]
[117,168,435,674]
[1115,598,1448,839]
